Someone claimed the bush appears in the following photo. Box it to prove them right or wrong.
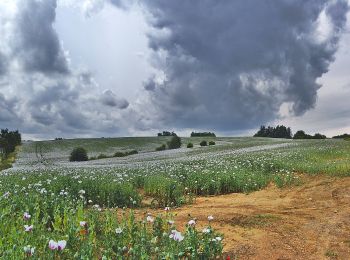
[114,151,127,157]
[156,144,166,151]
[69,147,88,162]
[167,135,182,149]
[200,140,207,147]
[187,142,194,148]
[97,153,108,159]
[209,141,216,146]
[127,150,138,155]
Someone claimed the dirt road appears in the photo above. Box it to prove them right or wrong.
[140,175,350,259]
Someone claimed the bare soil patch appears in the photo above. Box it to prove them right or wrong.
[136,175,350,259]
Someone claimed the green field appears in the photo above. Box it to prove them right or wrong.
[1,137,350,258]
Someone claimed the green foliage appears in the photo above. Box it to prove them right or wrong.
[113,150,138,158]
[200,140,208,147]
[69,147,88,162]
[293,130,326,139]
[144,176,185,208]
[0,197,223,258]
[0,128,21,157]
[97,153,108,159]
[156,144,166,151]
[191,132,216,137]
[167,135,182,150]
[157,131,177,137]
[209,141,216,146]
[332,133,350,139]
[254,125,292,139]
[187,142,194,148]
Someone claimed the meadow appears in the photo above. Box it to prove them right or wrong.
[1,137,350,258]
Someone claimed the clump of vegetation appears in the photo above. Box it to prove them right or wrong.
[254,125,292,139]
[157,131,177,137]
[332,133,350,139]
[114,150,138,157]
[69,147,88,162]
[209,141,216,146]
[145,176,186,208]
[0,128,21,157]
[167,135,182,150]
[200,140,208,147]
[97,153,108,159]
[156,144,167,151]
[293,130,326,139]
[191,132,216,137]
[187,142,194,148]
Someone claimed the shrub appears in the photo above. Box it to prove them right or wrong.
[187,142,194,148]
[209,141,216,146]
[156,144,166,151]
[127,150,138,155]
[200,140,207,147]
[69,147,88,161]
[97,153,108,159]
[167,135,182,149]
[114,151,127,157]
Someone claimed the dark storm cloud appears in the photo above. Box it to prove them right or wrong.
[0,94,18,123]
[0,0,132,138]
[0,53,6,76]
[125,0,349,131]
[100,90,129,109]
[14,0,69,74]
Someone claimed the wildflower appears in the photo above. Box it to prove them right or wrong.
[115,227,123,234]
[146,215,154,223]
[24,245,35,256]
[188,219,196,226]
[167,220,175,226]
[80,221,87,227]
[24,225,33,232]
[78,189,85,195]
[208,215,214,221]
[164,206,170,211]
[23,212,31,220]
[215,236,222,242]
[57,240,67,251]
[169,230,184,242]
[49,240,57,250]
[202,227,211,234]
[48,240,67,251]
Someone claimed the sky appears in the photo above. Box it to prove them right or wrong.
[0,0,349,139]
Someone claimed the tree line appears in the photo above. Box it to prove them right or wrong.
[254,125,292,139]
[254,125,328,139]
[0,129,22,157]
[190,132,216,137]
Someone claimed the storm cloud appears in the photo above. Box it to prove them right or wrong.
[132,0,349,131]
[0,0,130,138]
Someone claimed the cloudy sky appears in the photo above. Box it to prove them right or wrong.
[0,0,349,139]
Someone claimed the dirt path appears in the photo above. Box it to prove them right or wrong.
[138,175,350,259]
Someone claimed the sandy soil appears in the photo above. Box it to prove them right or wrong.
[137,175,350,259]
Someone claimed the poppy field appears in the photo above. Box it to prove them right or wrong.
[1,137,350,258]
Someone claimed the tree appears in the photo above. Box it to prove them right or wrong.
[0,129,22,157]
[293,130,307,139]
[167,135,182,149]
[254,125,292,139]
[69,147,88,162]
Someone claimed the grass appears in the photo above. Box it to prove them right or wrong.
[0,147,19,171]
